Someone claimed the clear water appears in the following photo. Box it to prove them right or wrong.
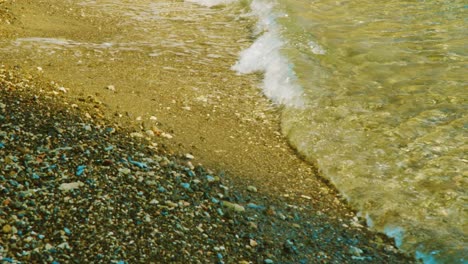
[229,0,467,262]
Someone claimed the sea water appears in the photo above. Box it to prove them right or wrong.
[193,0,467,263]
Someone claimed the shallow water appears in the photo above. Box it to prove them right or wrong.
[267,0,466,262]
[211,0,467,262]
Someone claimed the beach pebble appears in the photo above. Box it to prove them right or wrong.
[161,132,173,139]
[222,201,245,213]
[349,246,363,256]
[106,85,116,91]
[145,130,155,137]
[249,239,258,247]
[2,224,12,233]
[130,132,144,138]
[59,182,84,191]
[58,86,68,93]
[247,186,257,192]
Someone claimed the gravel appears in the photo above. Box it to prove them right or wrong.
[0,66,416,263]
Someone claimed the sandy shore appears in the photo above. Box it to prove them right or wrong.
[0,0,416,263]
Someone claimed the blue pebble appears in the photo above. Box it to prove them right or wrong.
[211,197,219,204]
[128,157,148,169]
[0,142,5,149]
[32,173,40,180]
[217,208,224,216]
[2,257,14,263]
[217,253,223,259]
[247,203,266,210]
[206,175,215,182]
[38,234,45,239]
[117,261,127,264]
[104,145,114,151]
[85,179,95,185]
[52,261,60,264]
[76,165,86,176]
[64,227,71,235]
[8,180,18,187]
[158,186,166,193]
[181,183,190,189]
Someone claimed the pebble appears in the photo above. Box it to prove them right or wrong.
[0,68,414,264]
[349,246,364,256]
[249,239,258,247]
[222,201,245,213]
[247,185,257,192]
[130,132,144,138]
[106,85,116,91]
[59,182,84,191]
[145,130,155,137]
[161,132,173,139]
[2,224,12,233]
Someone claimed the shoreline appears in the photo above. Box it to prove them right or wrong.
[0,1,417,262]
[0,64,414,264]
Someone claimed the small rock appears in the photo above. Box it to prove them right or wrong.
[2,224,12,233]
[264,259,274,264]
[185,153,194,160]
[248,222,258,230]
[59,182,84,192]
[161,132,173,139]
[283,239,298,254]
[206,175,216,182]
[249,239,258,247]
[247,186,257,192]
[166,201,178,208]
[64,227,72,235]
[349,246,363,256]
[106,85,116,91]
[145,130,155,137]
[222,201,245,213]
[58,86,68,93]
[130,132,144,138]
[118,168,131,175]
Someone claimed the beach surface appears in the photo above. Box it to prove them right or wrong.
[0,0,416,263]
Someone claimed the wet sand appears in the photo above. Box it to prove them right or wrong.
[0,0,416,262]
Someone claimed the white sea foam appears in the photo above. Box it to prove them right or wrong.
[232,0,304,107]
[185,0,236,7]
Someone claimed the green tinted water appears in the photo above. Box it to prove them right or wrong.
[278,0,467,262]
